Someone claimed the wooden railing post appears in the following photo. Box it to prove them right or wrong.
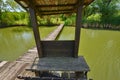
[74,0,84,57]
[29,7,43,58]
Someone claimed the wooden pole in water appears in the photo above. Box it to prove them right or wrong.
[29,7,43,58]
[74,0,84,58]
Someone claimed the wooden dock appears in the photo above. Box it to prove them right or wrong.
[1,0,94,79]
[0,24,64,80]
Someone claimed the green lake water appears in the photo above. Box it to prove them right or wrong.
[0,26,120,80]
[0,26,56,61]
[59,27,120,80]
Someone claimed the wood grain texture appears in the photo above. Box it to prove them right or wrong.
[15,0,94,15]
[27,56,90,72]
[41,40,75,57]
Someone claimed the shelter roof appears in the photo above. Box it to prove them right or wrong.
[15,0,94,15]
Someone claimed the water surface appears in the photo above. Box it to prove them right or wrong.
[59,27,120,80]
[0,26,56,61]
[0,26,120,80]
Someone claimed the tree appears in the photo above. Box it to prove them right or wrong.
[98,0,118,27]
[0,0,7,26]
[0,0,2,25]
[0,0,26,26]
[84,0,119,28]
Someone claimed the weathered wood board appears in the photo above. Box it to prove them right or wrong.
[42,40,75,57]
[27,56,90,72]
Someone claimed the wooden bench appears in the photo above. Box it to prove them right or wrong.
[26,56,90,79]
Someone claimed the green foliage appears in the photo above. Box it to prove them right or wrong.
[83,0,120,28]
[37,15,63,25]
[0,12,28,26]
[1,12,15,25]
[60,14,76,26]
[0,0,120,29]
[110,15,120,26]
[86,13,101,23]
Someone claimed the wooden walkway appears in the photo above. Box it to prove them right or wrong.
[0,24,64,80]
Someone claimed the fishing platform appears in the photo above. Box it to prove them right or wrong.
[15,0,94,80]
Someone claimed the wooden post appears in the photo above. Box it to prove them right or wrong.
[75,71,86,79]
[74,0,84,58]
[29,7,43,58]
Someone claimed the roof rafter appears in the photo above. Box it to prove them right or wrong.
[38,9,75,12]
[15,0,94,15]
[35,4,76,8]
[41,12,74,15]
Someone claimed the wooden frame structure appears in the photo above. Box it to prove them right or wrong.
[15,0,94,58]
[15,0,94,79]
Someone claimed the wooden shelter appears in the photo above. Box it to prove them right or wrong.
[15,0,94,80]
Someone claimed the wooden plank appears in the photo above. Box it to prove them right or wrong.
[29,7,43,58]
[0,62,28,80]
[17,76,77,80]
[41,40,75,57]
[0,61,8,68]
[35,4,76,7]
[74,0,84,58]
[41,12,74,15]
[44,24,64,40]
[15,0,28,11]
[26,56,90,72]
[39,9,74,12]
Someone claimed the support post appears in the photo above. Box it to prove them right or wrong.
[75,71,86,79]
[74,0,84,58]
[29,7,43,58]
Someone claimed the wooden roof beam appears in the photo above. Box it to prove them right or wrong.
[35,4,76,8]
[41,12,74,15]
[15,0,28,11]
[28,0,43,58]
[15,0,95,16]
[84,0,94,6]
[38,9,75,13]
